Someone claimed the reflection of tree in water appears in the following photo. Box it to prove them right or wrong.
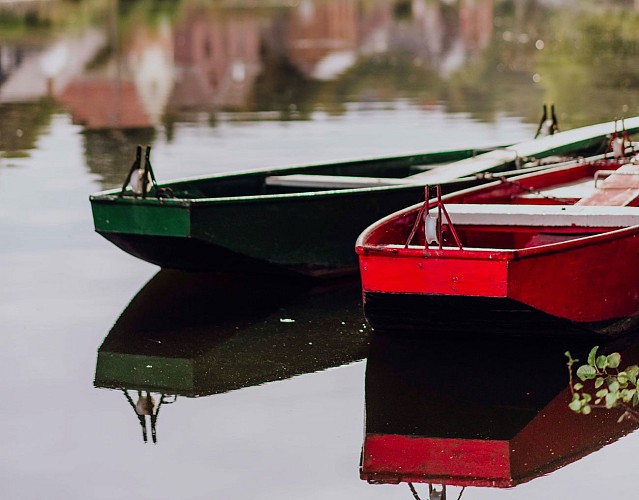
[252,54,319,120]
[538,8,639,127]
[252,51,444,119]
[0,100,57,157]
[434,0,546,123]
[82,128,155,189]
[441,1,639,128]
[327,54,442,110]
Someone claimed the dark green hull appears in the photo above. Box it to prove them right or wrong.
[91,148,485,276]
[90,118,639,277]
[94,183,473,276]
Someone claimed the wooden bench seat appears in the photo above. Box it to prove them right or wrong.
[576,164,639,206]
[265,174,409,189]
[439,203,639,227]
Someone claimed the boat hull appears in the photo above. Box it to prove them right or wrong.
[90,116,639,276]
[360,227,639,334]
[92,184,439,277]
[91,146,499,276]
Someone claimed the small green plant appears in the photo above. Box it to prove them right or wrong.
[566,346,639,422]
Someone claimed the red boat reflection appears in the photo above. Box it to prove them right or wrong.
[361,329,639,489]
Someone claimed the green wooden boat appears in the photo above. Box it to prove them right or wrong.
[90,117,639,277]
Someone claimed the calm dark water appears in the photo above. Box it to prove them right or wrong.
[2,0,639,498]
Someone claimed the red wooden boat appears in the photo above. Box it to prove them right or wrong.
[356,150,639,335]
[361,331,639,490]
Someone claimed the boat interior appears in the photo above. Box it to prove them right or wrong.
[157,165,427,198]
[148,156,467,199]
[367,157,639,251]
[131,149,586,199]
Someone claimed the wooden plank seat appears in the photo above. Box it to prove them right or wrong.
[577,164,639,206]
[437,203,639,227]
[264,174,410,189]
[520,179,595,200]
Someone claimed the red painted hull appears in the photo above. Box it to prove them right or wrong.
[356,157,639,334]
[360,227,639,333]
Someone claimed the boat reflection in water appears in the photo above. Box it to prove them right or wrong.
[94,270,368,442]
[361,327,639,497]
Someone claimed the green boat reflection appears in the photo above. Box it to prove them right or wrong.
[94,270,368,441]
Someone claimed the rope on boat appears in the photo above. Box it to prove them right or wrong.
[605,117,635,159]
[534,103,559,139]
[406,185,463,249]
[119,146,143,198]
[119,145,175,199]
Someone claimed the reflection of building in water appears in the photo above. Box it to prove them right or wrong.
[0,13,106,154]
[168,6,262,114]
[459,0,493,53]
[57,16,174,130]
[58,80,152,129]
[126,18,175,125]
[0,1,100,100]
[287,0,358,80]
[0,30,105,102]
[0,46,29,87]
[388,0,494,77]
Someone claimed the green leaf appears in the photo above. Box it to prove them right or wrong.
[605,392,618,409]
[595,377,604,388]
[609,380,621,393]
[577,365,597,381]
[596,355,609,370]
[569,398,583,412]
[587,346,599,366]
[622,389,636,403]
[582,405,592,415]
[574,382,584,390]
[607,352,621,369]
[582,393,592,403]
[626,365,639,384]
[596,388,609,398]
[618,372,629,385]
